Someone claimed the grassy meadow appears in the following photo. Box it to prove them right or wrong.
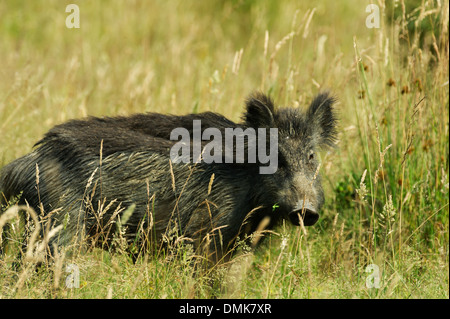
[0,0,448,298]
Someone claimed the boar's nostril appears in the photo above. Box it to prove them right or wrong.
[288,200,320,226]
[288,209,319,226]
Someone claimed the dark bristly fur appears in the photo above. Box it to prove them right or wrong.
[0,92,337,263]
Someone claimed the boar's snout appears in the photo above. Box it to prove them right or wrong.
[288,200,319,226]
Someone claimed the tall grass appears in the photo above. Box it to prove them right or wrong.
[0,0,448,298]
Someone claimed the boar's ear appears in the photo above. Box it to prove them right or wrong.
[244,92,275,128]
[306,92,338,149]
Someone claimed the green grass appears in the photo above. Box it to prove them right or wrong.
[0,0,448,298]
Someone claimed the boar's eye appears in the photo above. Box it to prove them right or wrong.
[308,151,314,161]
